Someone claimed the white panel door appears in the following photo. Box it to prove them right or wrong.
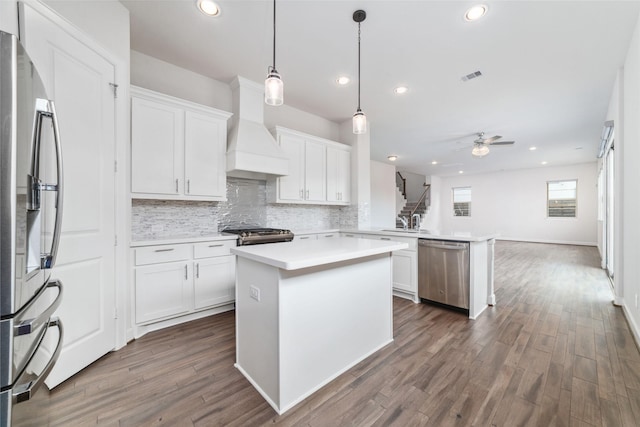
[392,251,414,293]
[194,256,235,309]
[135,262,192,324]
[304,140,326,202]
[21,4,116,388]
[184,111,225,198]
[278,134,305,201]
[131,98,183,195]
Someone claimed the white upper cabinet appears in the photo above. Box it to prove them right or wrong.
[270,126,350,206]
[326,145,351,204]
[131,86,232,201]
[184,111,226,198]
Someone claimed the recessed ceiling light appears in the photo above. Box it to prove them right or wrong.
[458,170,464,174]
[465,5,487,21]
[197,0,220,16]
[387,155,398,161]
[336,76,350,85]
[431,161,438,165]
[541,161,548,165]
[529,146,537,151]
[394,86,408,94]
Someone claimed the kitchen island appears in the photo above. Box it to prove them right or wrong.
[231,237,408,415]
[341,229,497,319]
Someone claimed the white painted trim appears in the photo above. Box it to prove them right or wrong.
[134,303,235,339]
[496,237,597,247]
[621,303,640,352]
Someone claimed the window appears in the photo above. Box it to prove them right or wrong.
[453,187,471,217]
[547,180,577,217]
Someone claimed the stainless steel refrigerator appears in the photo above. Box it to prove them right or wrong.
[0,29,64,426]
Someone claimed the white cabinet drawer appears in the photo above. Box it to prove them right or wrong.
[373,235,417,251]
[294,234,317,241]
[135,244,191,266]
[193,240,235,258]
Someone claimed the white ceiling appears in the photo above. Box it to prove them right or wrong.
[121,0,640,177]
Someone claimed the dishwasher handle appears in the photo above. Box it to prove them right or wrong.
[418,239,468,250]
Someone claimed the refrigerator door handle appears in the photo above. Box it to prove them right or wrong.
[12,318,64,404]
[14,279,63,336]
[32,99,64,269]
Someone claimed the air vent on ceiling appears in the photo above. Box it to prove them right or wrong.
[461,71,482,82]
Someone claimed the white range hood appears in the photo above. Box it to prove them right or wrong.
[226,76,289,179]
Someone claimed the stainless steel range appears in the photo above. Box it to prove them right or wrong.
[223,228,294,246]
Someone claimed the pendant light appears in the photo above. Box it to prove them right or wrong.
[352,10,367,134]
[265,0,283,106]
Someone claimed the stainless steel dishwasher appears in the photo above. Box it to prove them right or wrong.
[418,239,470,311]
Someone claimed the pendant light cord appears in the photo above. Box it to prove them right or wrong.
[357,21,361,111]
[272,0,277,71]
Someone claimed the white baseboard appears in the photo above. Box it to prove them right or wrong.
[497,237,597,247]
[621,303,640,351]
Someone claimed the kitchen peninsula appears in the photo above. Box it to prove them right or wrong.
[231,237,408,415]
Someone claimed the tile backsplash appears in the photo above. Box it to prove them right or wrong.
[131,178,358,241]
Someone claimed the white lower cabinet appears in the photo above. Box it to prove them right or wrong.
[194,255,235,310]
[132,239,236,331]
[340,232,419,302]
[135,262,191,324]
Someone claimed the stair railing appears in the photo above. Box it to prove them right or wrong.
[409,184,431,228]
[396,171,407,199]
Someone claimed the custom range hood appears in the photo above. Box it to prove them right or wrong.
[226,76,289,179]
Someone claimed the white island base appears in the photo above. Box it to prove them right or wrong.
[233,238,407,415]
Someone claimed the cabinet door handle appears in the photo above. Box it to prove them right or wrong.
[300,236,310,240]
[187,179,190,194]
[184,264,188,279]
[380,237,391,240]
[154,248,174,252]
[306,189,309,199]
[175,179,179,193]
[208,244,223,248]
[300,189,304,199]
[196,263,200,278]
[344,234,354,237]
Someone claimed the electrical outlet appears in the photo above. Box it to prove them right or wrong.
[151,224,164,233]
[250,285,261,302]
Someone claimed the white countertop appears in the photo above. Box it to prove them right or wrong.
[231,237,408,270]
[130,234,236,247]
[342,228,498,242]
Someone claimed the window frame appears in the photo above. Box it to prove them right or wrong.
[547,179,578,218]
[452,186,472,217]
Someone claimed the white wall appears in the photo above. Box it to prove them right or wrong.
[130,50,341,142]
[436,163,598,245]
[398,170,426,202]
[619,12,640,342]
[370,161,396,228]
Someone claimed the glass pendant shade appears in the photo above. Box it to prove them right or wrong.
[353,109,367,134]
[265,71,284,106]
[472,144,490,157]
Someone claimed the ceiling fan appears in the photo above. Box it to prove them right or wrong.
[471,132,515,157]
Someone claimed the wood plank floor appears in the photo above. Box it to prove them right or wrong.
[14,241,640,426]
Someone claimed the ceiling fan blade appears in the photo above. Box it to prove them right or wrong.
[454,144,474,152]
[490,140,515,146]
[484,135,502,143]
